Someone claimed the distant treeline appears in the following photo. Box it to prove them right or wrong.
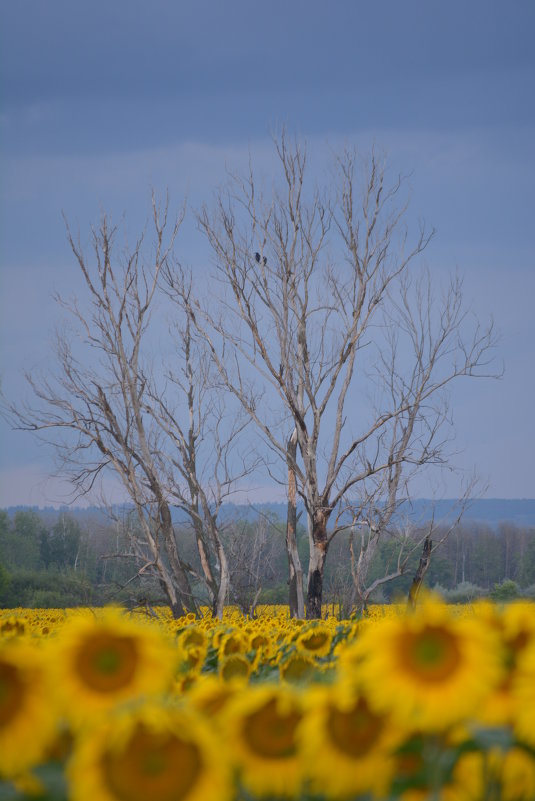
[4,498,535,528]
[1,508,535,610]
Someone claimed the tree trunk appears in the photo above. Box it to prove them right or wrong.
[286,430,305,618]
[349,526,378,614]
[306,510,329,619]
[159,502,197,616]
[214,539,229,620]
[408,535,432,608]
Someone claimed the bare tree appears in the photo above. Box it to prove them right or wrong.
[192,132,498,618]
[224,515,283,616]
[4,198,248,618]
[148,269,257,617]
[286,428,305,618]
[349,491,475,612]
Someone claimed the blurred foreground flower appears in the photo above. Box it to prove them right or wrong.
[68,699,231,801]
[0,641,57,779]
[356,595,502,730]
[222,684,305,797]
[48,607,176,728]
[300,680,400,798]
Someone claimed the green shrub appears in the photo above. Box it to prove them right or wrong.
[0,569,94,608]
[441,582,487,604]
[491,579,520,602]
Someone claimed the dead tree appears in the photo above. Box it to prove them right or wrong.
[4,198,248,617]
[286,428,305,618]
[148,268,257,618]
[408,535,433,607]
[193,132,498,617]
[224,516,281,615]
[349,488,476,610]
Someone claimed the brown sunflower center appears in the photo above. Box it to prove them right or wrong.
[102,725,203,801]
[182,630,206,649]
[251,634,270,650]
[281,655,316,683]
[182,646,205,672]
[222,636,245,656]
[300,632,329,651]
[326,697,385,758]
[0,661,25,728]
[242,697,301,759]
[505,630,531,671]
[74,632,139,692]
[220,655,250,681]
[399,625,461,683]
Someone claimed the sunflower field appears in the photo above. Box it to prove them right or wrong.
[1,598,535,801]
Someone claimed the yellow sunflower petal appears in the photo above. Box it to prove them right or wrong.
[221,684,305,797]
[67,699,231,801]
[356,597,502,730]
[0,641,58,778]
[48,607,176,728]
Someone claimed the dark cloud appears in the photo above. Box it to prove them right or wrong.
[1,0,534,501]
[2,0,534,106]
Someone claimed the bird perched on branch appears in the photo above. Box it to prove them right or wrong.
[255,252,267,266]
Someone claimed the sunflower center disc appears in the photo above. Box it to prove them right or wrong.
[401,625,461,682]
[243,697,301,759]
[0,661,26,727]
[75,632,139,692]
[102,725,202,801]
[326,697,384,758]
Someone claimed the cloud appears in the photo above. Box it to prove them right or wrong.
[3,0,534,110]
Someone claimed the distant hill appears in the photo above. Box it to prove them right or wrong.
[3,499,535,528]
[219,499,535,528]
[405,498,535,528]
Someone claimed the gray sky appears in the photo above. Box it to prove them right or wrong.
[1,0,534,505]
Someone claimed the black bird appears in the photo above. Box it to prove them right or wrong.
[255,252,267,266]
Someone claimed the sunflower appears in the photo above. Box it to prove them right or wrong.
[176,628,209,677]
[299,681,399,798]
[248,630,277,665]
[48,607,176,728]
[219,653,252,682]
[0,617,27,639]
[0,641,58,779]
[222,684,305,797]
[279,653,318,684]
[356,596,502,730]
[295,623,333,659]
[499,747,535,801]
[512,638,535,746]
[217,629,250,660]
[188,675,239,722]
[477,601,535,726]
[180,627,209,650]
[67,698,231,801]
[436,747,535,801]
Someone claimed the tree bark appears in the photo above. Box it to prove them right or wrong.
[408,535,432,608]
[286,430,304,618]
[157,500,197,615]
[306,510,329,619]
